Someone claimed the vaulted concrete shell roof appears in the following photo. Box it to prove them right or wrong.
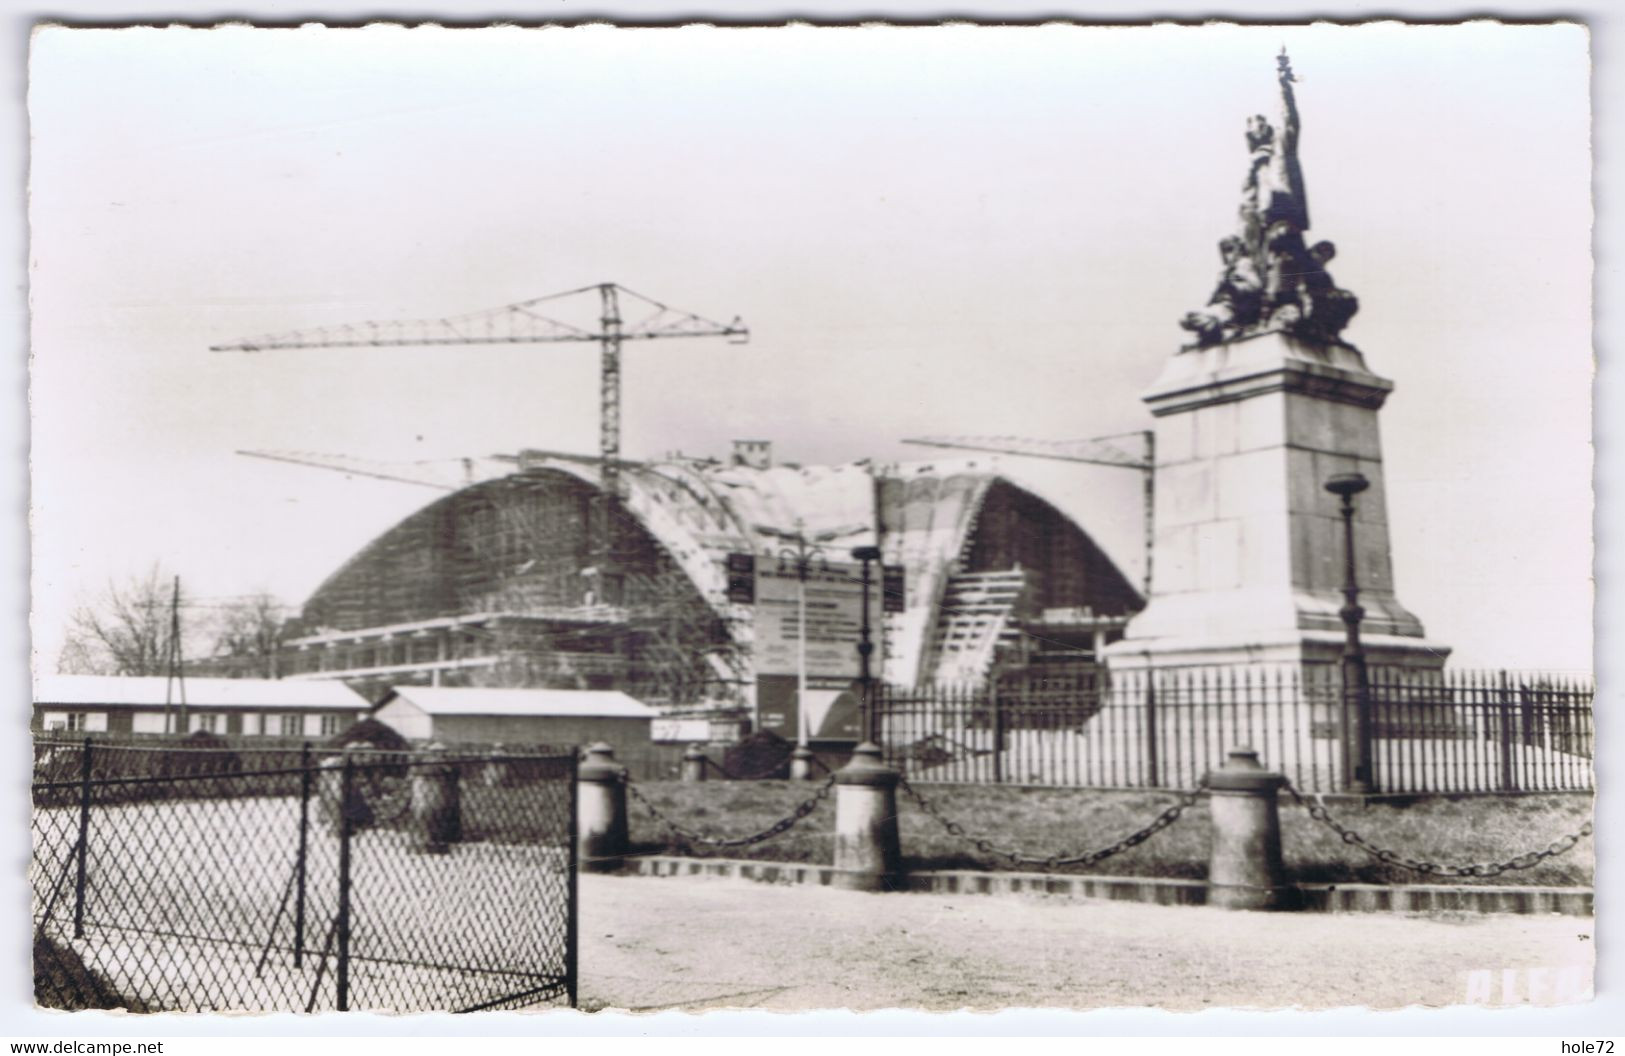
[295,452,1139,688]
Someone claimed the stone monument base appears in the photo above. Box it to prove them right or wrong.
[1102,630,1451,790]
[1102,627,1450,674]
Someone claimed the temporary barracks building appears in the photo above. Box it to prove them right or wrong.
[372,685,658,746]
[274,446,1143,706]
[32,675,371,737]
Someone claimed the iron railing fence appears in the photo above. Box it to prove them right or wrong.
[874,666,1593,795]
[32,740,577,1013]
[1366,668,1593,794]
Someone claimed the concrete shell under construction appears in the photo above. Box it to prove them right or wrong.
[277,449,1143,706]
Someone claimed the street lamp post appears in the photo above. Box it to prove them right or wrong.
[1324,472,1374,794]
[770,543,822,759]
[756,523,867,779]
[851,545,882,744]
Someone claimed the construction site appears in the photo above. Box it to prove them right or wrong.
[166,46,1587,795]
[206,283,1147,737]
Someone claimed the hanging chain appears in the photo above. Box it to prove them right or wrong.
[898,775,1202,871]
[1284,781,1592,878]
[709,752,795,782]
[626,772,837,849]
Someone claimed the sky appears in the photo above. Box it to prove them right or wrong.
[26,21,1594,673]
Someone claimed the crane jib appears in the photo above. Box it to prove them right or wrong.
[212,281,749,604]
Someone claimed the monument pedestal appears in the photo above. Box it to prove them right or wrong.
[1102,629,1447,673]
[1104,331,1449,676]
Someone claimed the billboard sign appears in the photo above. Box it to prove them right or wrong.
[752,560,880,679]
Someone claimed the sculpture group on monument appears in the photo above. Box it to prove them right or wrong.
[1104,52,1452,788]
[1179,52,1359,351]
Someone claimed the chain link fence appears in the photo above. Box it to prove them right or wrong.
[32,739,578,1013]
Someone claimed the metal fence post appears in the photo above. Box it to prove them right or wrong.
[1519,682,1537,752]
[1498,670,1518,791]
[1143,670,1161,788]
[566,750,580,1009]
[336,750,354,1011]
[73,737,92,939]
[990,679,1004,785]
[295,741,312,968]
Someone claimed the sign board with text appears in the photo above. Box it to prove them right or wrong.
[752,560,881,679]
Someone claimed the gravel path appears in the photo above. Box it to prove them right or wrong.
[578,874,1591,1012]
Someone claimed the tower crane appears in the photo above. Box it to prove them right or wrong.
[214,282,749,601]
[902,430,1156,596]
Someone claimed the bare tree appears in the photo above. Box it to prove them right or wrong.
[57,565,179,676]
[56,570,288,679]
[205,592,288,678]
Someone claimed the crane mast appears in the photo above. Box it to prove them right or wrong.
[215,281,748,602]
[598,283,625,536]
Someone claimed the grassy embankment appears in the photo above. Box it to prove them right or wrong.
[624,780,1593,887]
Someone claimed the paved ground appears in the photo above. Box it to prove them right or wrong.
[577,873,1592,1013]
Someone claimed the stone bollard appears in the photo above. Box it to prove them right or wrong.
[577,742,629,872]
[1205,747,1290,910]
[411,744,463,854]
[681,744,708,783]
[481,743,512,788]
[832,743,902,892]
[789,745,816,781]
[318,748,373,831]
[317,754,343,830]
